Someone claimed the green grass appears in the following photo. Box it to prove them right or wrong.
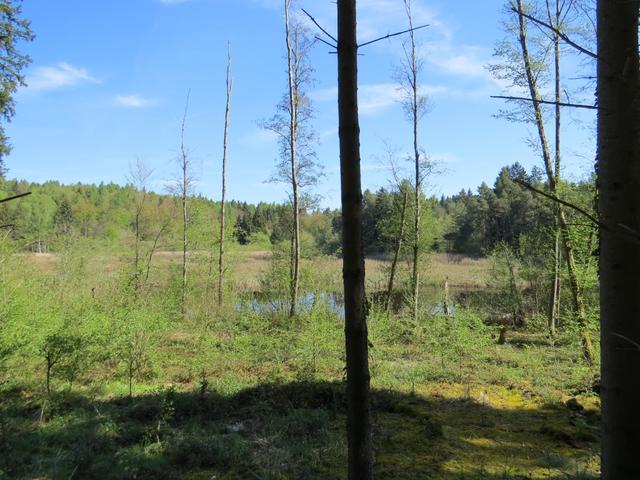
[0,246,600,479]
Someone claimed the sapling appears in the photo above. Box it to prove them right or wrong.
[41,332,83,396]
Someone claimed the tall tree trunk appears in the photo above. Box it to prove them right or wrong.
[285,0,300,318]
[180,91,191,318]
[597,0,640,477]
[547,0,561,337]
[515,0,594,363]
[218,45,232,307]
[337,1,373,478]
[386,189,408,314]
[404,0,422,323]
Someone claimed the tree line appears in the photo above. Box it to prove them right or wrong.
[0,163,594,259]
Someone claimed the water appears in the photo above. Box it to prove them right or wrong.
[238,286,462,318]
[238,291,345,317]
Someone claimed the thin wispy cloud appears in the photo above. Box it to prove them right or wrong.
[115,94,156,108]
[313,83,452,116]
[25,62,98,92]
[357,0,446,44]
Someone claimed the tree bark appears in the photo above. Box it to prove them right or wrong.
[597,0,640,477]
[337,1,373,478]
[515,0,594,363]
[285,0,300,318]
[218,45,232,307]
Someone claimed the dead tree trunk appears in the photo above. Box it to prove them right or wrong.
[218,45,232,307]
[385,188,408,314]
[443,277,450,316]
[337,0,373,477]
[179,91,191,318]
[515,0,594,363]
[597,0,640,476]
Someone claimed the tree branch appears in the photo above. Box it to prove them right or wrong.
[514,178,600,224]
[514,179,640,245]
[314,35,337,50]
[510,6,599,60]
[0,192,31,204]
[491,95,598,110]
[358,24,429,49]
[301,9,338,45]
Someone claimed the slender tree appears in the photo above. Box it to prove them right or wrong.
[175,90,193,317]
[398,0,427,322]
[128,158,152,290]
[263,1,321,317]
[285,0,301,317]
[337,1,373,477]
[218,45,232,307]
[597,0,640,476]
[547,0,562,337]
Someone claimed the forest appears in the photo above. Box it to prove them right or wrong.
[0,0,638,479]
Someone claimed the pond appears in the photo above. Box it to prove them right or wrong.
[237,285,471,318]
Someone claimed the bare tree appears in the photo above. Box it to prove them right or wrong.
[398,0,428,322]
[263,0,321,317]
[128,158,153,290]
[140,198,175,285]
[218,44,232,307]
[597,0,640,476]
[337,0,373,477]
[171,90,193,317]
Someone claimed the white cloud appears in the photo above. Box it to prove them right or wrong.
[115,94,156,108]
[357,0,446,43]
[430,52,486,78]
[242,127,279,144]
[26,62,98,92]
[314,83,452,116]
[359,83,403,115]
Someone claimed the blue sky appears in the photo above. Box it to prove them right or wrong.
[7,0,596,208]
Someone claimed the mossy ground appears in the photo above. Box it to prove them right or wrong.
[0,381,599,479]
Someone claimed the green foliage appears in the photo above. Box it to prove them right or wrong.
[488,241,525,323]
[41,332,85,394]
[0,0,33,173]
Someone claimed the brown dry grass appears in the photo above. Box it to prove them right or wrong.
[22,248,490,292]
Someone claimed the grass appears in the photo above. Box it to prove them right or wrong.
[0,246,600,479]
[23,248,491,293]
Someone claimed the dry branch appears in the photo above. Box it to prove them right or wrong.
[490,95,598,110]
[0,192,31,204]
